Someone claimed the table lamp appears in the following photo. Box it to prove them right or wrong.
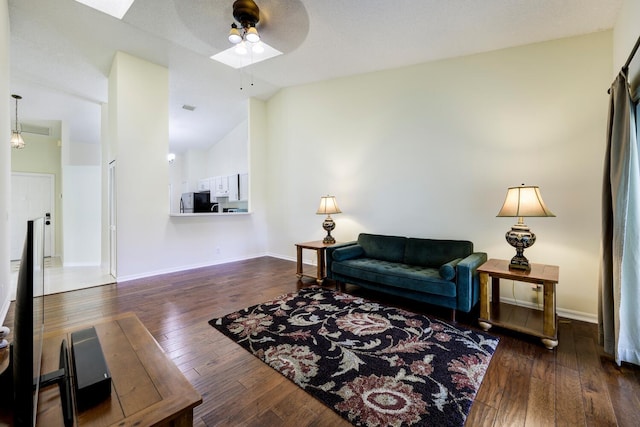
[496,184,555,271]
[316,195,341,244]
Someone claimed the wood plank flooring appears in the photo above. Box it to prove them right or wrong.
[5,257,640,426]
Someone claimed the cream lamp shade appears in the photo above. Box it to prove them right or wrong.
[496,185,555,218]
[497,184,555,270]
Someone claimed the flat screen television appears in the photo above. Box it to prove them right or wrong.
[13,217,45,426]
[9,218,73,426]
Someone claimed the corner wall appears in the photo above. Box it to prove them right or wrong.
[265,32,613,320]
[108,53,269,281]
[0,0,10,321]
[614,0,640,86]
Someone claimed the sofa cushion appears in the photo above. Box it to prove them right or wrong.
[403,238,473,268]
[332,244,364,261]
[357,233,406,263]
[439,257,462,281]
[332,258,456,297]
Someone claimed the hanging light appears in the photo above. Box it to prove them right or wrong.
[245,26,260,43]
[228,23,242,44]
[10,94,25,149]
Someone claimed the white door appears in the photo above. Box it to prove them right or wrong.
[108,161,117,278]
[10,173,55,260]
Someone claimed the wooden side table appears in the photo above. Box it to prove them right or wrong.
[477,258,559,349]
[295,241,335,285]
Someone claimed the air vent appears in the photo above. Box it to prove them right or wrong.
[20,123,51,136]
[182,104,196,111]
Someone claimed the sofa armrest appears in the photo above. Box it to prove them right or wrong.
[326,241,358,279]
[455,252,488,312]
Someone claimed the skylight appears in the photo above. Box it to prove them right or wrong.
[74,0,135,19]
[210,42,282,69]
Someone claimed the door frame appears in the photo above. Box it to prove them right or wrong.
[108,160,117,278]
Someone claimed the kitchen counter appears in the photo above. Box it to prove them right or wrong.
[170,211,251,217]
[169,212,251,218]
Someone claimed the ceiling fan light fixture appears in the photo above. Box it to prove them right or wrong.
[245,26,260,43]
[228,23,242,44]
[228,0,262,46]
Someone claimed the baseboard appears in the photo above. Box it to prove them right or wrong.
[115,252,269,283]
[267,253,298,263]
[115,254,599,324]
[63,262,102,267]
[499,296,597,324]
[0,296,11,326]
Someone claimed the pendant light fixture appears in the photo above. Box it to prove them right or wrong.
[10,94,25,149]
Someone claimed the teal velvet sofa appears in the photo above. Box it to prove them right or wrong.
[326,233,487,320]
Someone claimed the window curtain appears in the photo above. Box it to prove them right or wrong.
[599,70,640,366]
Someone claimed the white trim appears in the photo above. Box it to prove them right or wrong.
[62,262,102,268]
[115,252,268,283]
[0,297,11,324]
[499,296,597,324]
[112,251,601,324]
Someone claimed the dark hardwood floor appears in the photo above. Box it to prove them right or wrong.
[6,257,640,426]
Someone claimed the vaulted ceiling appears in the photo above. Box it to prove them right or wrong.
[8,0,622,153]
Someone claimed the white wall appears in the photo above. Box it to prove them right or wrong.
[0,0,10,321]
[265,32,612,320]
[182,148,208,192]
[62,166,101,266]
[60,109,102,266]
[207,118,248,176]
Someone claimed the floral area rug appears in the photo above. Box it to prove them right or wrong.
[209,287,499,426]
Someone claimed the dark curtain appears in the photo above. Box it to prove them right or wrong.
[599,70,640,366]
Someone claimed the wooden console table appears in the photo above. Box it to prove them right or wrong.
[36,312,202,426]
[295,240,335,285]
[477,258,559,349]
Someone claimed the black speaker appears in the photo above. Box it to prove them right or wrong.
[71,327,111,411]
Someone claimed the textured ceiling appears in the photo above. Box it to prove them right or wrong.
[8,0,622,152]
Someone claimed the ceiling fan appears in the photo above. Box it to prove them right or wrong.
[173,0,309,56]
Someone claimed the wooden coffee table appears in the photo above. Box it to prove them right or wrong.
[36,312,202,426]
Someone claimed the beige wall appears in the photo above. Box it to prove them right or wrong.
[265,32,613,320]
[614,0,640,88]
[0,0,10,318]
[109,52,170,278]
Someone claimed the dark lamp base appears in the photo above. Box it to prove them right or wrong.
[322,216,336,245]
[508,255,531,271]
[505,223,535,271]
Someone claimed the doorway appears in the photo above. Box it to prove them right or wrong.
[10,172,54,260]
